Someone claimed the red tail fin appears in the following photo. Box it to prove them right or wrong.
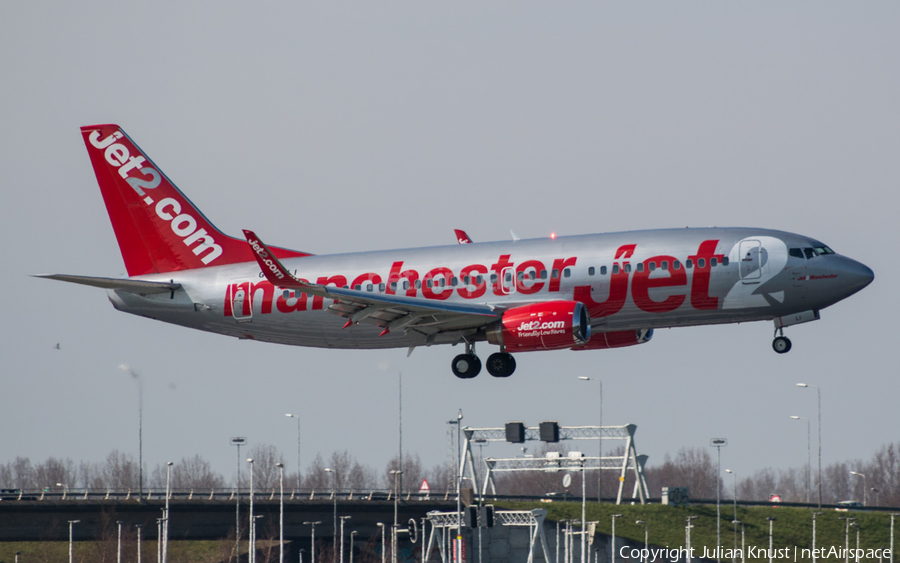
[81,125,310,276]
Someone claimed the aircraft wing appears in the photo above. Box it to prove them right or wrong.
[242,230,500,336]
[34,274,181,295]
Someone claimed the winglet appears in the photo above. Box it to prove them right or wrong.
[454,229,473,244]
[242,230,307,289]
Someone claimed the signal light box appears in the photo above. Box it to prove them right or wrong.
[505,421,525,443]
[540,421,559,442]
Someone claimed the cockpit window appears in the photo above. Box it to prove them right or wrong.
[789,248,803,259]
[814,246,835,255]
[803,248,816,259]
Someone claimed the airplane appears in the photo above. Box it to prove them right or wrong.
[37,124,874,379]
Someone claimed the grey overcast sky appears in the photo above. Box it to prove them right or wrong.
[1,2,897,489]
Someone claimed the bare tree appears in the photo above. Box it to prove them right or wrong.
[383,453,424,493]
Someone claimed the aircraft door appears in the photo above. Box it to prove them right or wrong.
[739,240,762,284]
[229,281,253,322]
[500,267,517,295]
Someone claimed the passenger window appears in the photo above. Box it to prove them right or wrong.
[540,270,547,279]
[648,262,656,271]
[625,264,632,273]
[463,276,470,285]
[415,280,421,289]
[722,257,729,266]
[451,277,458,286]
[662,261,668,270]
[636,263,644,272]
[440,278,446,287]
[600,266,608,275]
[403,281,409,290]
[426,279,433,288]
[789,248,803,259]
[673,261,681,270]
[283,290,290,299]
[379,283,385,292]
[588,267,595,276]
[612,264,619,274]
[476,275,483,284]
[711,258,718,267]
[353,285,360,291]
[517,272,524,281]
[552,269,559,279]
[698,259,706,268]
[390,282,397,291]
[804,248,816,259]
[686,259,693,269]
[505,272,512,283]
[564,268,571,278]
[490,274,498,283]
[366,284,373,292]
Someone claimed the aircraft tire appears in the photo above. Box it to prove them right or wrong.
[452,354,481,379]
[486,352,516,377]
[772,336,792,354]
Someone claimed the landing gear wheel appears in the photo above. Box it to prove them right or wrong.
[772,336,792,354]
[451,354,481,379]
[486,352,516,377]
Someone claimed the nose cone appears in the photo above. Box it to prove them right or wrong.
[838,256,874,297]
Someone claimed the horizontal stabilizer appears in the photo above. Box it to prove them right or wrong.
[34,274,181,295]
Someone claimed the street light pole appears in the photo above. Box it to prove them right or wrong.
[790,416,811,503]
[610,514,622,563]
[389,470,402,563]
[766,518,776,563]
[797,383,822,508]
[890,514,898,563]
[685,516,698,563]
[725,469,737,563]
[68,519,80,563]
[636,520,648,561]
[339,516,353,563]
[286,414,301,490]
[811,512,824,563]
[710,438,727,554]
[303,521,322,563]
[135,524,143,563]
[277,462,285,563]
[164,461,173,563]
[231,436,247,559]
[248,458,255,563]
[581,457,587,563]
[325,468,337,563]
[850,472,867,506]
[350,531,357,563]
[578,376,602,503]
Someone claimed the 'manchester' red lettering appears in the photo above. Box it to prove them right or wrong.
[224,241,724,318]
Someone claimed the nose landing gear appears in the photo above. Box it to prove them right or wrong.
[772,327,792,354]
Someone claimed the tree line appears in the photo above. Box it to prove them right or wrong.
[1,441,897,506]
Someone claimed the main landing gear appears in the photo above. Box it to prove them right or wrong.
[772,327,792,354]
[451,343,516,379]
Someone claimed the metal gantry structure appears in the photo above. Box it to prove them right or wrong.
[460,424,650,504]
[425,509,550,563]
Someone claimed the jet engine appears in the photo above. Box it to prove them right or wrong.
[486,301,591,352]
[571,328,653,350]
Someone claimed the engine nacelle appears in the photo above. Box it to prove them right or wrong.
[486,301,591,352]
[571,328,653,351]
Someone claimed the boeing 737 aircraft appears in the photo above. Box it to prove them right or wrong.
[38,124,874,378]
